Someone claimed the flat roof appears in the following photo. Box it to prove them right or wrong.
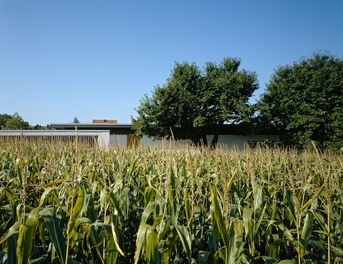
[0,129,110,135]
[49,123,276,135]
[50,123,133,129]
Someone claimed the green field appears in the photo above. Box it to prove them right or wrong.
[0,141,342,263]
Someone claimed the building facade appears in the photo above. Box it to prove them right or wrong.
[49,123,277,149]
[0,121,277,149]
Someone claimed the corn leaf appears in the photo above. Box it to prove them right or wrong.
[256,204,267,235]
[41,211,67,264]
[226,222,237,264]
[210,185,227,245]
[254,186,263,211]
[16,207,40,264]
[44,179,65,187]
[7,231,18,264]
[175,225,192,259]
[278,224,294,245]
[0,221,20,244]
[30,256,49,263]
[146,228,159,263]
[301,212,313,244]
[86,225,104,264]
[183,189,192,223]
[134,222,151,264]
[38,187,60,207]
[110,219,125,256]
[92,222,118,263]
[0,188,15,214]
[156,241,169,264]
[300,185,325,212]
[67,184,85,235]
[243,207,253,241]
[331,246,343,256]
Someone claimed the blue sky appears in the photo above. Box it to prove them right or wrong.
[1,1,342,126]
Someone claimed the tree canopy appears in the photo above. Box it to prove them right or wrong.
[73,116,80,123]
[1,113,29,130]
[257,52,343,150]
[0,114,11,129]
[132,58,258,146]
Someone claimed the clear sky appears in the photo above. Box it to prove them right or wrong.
[1,1,342,126]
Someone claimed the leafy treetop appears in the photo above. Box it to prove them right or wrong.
[1,113,29,130]
[257,52,343,149]
[133,58,258,147]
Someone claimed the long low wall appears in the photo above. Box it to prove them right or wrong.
[0,130,111,148]
[0,130,278,149]
[207,134,279,149]
[141,134,278,149]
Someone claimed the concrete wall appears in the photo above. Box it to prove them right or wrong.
[0,130,278,150]
[141,136,192,148]
[109,134,127,147]
[208,134,279,149]
[141,134,278,149]
[0,130,111,148]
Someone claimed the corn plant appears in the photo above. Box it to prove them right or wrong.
[0,140,342,263]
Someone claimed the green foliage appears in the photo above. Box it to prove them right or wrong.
[72,117,80,123]
[0,114,11,129]
[0,141,342,263]
[16,208,40,264]
[2,113,29,130]
[133,58,258,146]
[257,52,343,150]
[133,62,204,144]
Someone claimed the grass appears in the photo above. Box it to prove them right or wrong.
[0,140,342,263]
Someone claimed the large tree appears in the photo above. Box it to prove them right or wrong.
[133,62,205,144]
[3,113,29,130]
[203,59,258,146]
[132,58,258,146]
[257,52,343,149]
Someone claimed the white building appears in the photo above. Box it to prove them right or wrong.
[49,122,278,149]
[0,120,277,149]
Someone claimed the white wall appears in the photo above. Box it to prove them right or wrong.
[0,130,110,148]
[0,130,278,150]
[207,134,278,149]
[141,136,193,149]
[109,134,127,147]
[140,134,278,149]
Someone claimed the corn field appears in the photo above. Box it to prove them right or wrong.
[0,141,342,264]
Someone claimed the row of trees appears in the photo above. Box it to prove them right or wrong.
[0,114,81,130]
[133,52,343,150]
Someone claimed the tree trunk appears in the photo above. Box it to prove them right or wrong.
[210,126,220,149]
[201,135,208,147]
[191,135,208,147]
